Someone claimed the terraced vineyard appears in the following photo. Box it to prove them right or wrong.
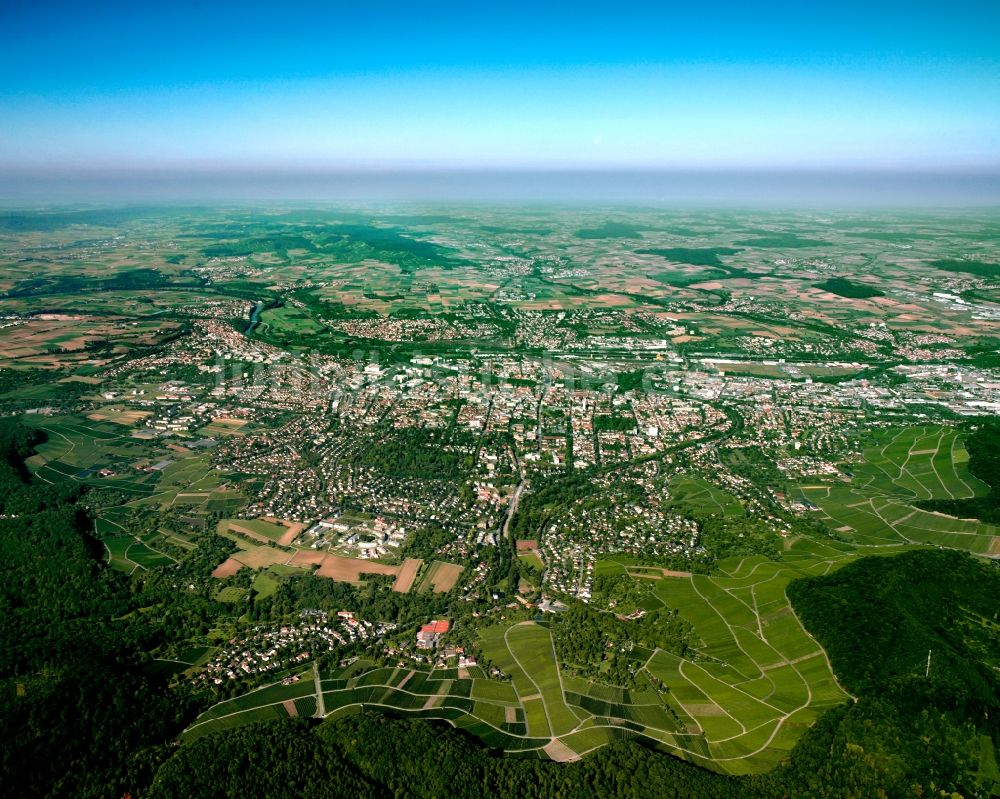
[23,415,248,572]
[799,425,1000,554]
[183,537,855,772]
[181,423,1000,772]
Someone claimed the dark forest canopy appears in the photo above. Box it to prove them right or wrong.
[147,714,752,799]
[786,549,1000,797]
[0,421,188,798]
[814,277,885,299]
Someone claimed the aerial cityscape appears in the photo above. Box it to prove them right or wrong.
[1,3,999,799]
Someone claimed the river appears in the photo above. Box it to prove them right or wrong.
[244,300,263,335]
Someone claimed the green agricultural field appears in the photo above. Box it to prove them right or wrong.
[182,673,316,739]
[503,623,580,736]
[633,547,853,772]
[471,679,519,705]
[124,540,176,568]
[21,416,229,510]
[799,426,1000,554]
[668,476,745,518]
[186,661,551,752]
[217,517,289,542]
[518,550,545,571]
[257,306,326,337]
[103,535,141,572]
[175,645,216,665]
[855,426,989,500]
[198,581,851,771]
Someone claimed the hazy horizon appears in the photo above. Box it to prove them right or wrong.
[2,1,998,202]
[1,168,999,208]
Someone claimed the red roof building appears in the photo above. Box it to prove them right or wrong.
[420,620,450,634]
[416,620,450,649]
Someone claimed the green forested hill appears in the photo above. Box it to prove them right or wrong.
[147,714,752,799]
[784,549,1000,797]
[0,421,187,797]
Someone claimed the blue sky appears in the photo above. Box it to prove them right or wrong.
[1,1,998,171]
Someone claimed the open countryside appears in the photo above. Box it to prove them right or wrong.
[2,204,999,798]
